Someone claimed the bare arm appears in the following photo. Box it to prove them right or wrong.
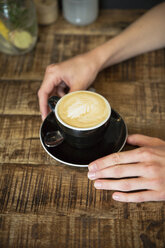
[91,2,165,71]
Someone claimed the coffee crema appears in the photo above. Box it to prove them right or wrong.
[57,91,110,128]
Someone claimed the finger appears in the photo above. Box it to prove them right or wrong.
[127,134,164,147]
[38,73,60,119]
[112,190,164,202]
[88,149,141,172]
[38,90,50,120]
[88,162,146,180]
[94,178,151,192]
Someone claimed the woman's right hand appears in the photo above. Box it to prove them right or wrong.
[38,51,100,120]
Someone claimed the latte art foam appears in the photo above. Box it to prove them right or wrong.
[67,102,94,119]
[57,91,110,128]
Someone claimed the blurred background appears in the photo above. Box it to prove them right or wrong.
[0,0,164,56]
[96,0,164,9]
[58,0,164,9]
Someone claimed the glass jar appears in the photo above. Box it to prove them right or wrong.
[34,0,59,25]
[62,0,99,26]
[0,0,38,55]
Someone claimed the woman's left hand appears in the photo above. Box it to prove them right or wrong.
[88,134,165,202]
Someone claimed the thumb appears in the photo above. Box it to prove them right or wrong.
[56,81,70,97]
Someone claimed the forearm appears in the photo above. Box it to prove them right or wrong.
[89,2,165,71]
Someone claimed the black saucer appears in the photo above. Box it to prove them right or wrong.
[40,109,127,167]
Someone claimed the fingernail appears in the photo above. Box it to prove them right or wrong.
[94,181,102,189]
[88,172,96,180]
[41,115,44,121]
[88,163,97,172]
[113,194,120,201]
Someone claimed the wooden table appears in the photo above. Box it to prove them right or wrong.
[0,9,165,248]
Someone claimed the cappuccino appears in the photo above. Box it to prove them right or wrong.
[57,91,110,128]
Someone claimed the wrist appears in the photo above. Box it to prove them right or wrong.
[87,38,122,72]
[86,46,108,73]
[83,49,102,75]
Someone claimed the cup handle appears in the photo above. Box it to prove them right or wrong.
[48,96,60,112]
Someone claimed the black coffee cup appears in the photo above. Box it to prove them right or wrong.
[48,91,111,149]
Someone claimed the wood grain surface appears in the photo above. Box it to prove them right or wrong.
[0,9,165,248]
